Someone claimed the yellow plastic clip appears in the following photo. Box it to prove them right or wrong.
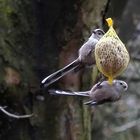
[106,18,113,27]
[108,76,113,85]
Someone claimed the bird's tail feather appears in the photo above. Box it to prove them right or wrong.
[41,59,81,87]
[84,100,97,105]
[49,89,89,97]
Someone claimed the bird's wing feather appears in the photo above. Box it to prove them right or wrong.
[90,82,102,92]
[90,87,115,105]
[84,90,114,106]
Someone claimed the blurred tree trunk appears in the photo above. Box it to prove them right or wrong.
[0,0,107,140]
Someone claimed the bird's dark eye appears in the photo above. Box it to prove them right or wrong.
[119,82,123,85]
[97,31,104,36]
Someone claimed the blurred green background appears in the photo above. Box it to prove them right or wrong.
[0,0,139,140]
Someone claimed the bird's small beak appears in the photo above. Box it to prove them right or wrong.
[123,85,128,91]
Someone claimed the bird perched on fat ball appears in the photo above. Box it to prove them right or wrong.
[49,80,128,106]
[41,29,105,87]
[95,18,130,85]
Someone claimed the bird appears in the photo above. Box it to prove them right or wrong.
[95,18,130,85]
[41,29,105,87]
[48,80,128,106]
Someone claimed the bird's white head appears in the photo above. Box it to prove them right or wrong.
[91,29,105,40]
[113,80,128,92]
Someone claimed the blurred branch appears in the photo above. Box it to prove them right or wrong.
[112,119,140,133]
[131,54,140,61]
[0,106,33,119]
[102,0,111,25]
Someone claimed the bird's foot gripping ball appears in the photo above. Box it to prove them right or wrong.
[95,18,130,85]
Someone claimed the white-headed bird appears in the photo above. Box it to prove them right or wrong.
[49,80,128,106]
[41,29,105,87]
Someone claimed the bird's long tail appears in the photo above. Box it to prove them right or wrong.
[48,89,89,97]
[84,100,97,105]
[41,59,82,87]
